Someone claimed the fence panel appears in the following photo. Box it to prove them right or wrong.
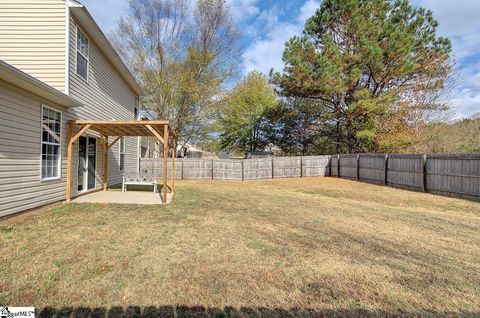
[181,159,212,179]
[359,154,386,183]
[339,154,358,179]
[213,159,243,180]
[426,153,480,199]
[386,154,424,190]
[303,156,331,177]
[273,157,302,178]
[244,158,272,180]
[139,158,182,179]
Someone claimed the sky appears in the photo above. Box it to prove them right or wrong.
[81,0,480,118]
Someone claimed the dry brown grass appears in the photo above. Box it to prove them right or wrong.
[1,178,480,317]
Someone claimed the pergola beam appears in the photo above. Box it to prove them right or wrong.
[71,120,170,125]
[107,136,122,150]
[71,124,92,145]
[113,124,133,137]
[95,125,120,137]
[145,125,165,144]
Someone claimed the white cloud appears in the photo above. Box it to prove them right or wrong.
[243,22,302,75]
[414,0,480,63]
[298,0,320,23]
[241,0,320,75]
[226,0,260,22]
[414,0,480,117]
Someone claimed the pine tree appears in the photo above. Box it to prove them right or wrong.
[272,0,452,153]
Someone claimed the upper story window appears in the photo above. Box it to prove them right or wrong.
[41,106,62,181]
[119,137,125,171]
[76,27,89,81]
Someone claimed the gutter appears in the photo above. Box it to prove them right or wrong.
[0,60,83,107]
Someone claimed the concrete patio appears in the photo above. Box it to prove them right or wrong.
[71,190,174,205]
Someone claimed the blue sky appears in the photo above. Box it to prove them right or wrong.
[82,0,480,118]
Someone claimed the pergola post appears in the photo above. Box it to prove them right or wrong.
[103,135,108,191]
[66,123,73,202]
[163,125,169,203]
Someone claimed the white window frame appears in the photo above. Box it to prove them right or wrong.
[76,26,89,82]
[119,137,126,171]
[40,105,62,182]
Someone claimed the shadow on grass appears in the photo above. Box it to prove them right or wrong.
[37,306,479,318]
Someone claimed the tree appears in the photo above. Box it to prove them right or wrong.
[217,71,278,154]
[272,0,453,153]
[265,99,334,155]
[112,0,239,146]
[420,114,480,153]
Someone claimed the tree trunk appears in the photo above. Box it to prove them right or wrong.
[335,116,341,154]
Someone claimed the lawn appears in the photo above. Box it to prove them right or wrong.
[1,178,480,317]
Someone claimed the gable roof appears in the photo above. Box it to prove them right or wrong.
[0,60,82,107]
[68,0,143,96]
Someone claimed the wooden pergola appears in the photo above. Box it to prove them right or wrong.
[66,120,176,203]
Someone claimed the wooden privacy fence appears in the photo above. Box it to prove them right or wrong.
[140,153,480,200]
[140,156,331,181]
[331,153,480,200]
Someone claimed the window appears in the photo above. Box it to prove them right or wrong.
[119,137,125,171]
[41,106,62,180]
[134,106,138,120]
[76,27,89,80]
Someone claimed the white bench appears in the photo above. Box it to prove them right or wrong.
[122,173,158,193]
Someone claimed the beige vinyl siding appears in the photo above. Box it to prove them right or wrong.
[67,18,138,195]
[0,80,69,217]
[0,0,67,93]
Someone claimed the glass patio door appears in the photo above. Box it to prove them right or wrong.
[77,136,97,192]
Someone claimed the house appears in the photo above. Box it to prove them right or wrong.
[246,151,275,159]
[0,0,145,217]
[177,143,214,159]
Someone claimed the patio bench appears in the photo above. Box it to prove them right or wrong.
[122,172,158,193]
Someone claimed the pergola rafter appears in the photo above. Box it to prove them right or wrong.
[66,120,175,203]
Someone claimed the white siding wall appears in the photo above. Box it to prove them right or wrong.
[0,0,67,93]
[0,80,68,216]
[67,18,139,196]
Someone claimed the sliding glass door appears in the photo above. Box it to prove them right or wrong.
[77,136,97,192]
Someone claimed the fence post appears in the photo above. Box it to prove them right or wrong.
[211,158,214,180]
[181,159,184,180]
[271,157,274,179]
[241,159,244,181]
[337,154,340,178]
[300,156,303,178]
[329,156,332,176]
[384,154,388,185]
[422,154,427,192]
[356,154,360,180]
